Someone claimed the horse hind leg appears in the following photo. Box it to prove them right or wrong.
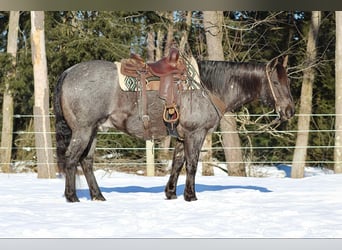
[55,110,72,174]
[64,128,96,202]
[80,132,106,201]
[165,140,185,199]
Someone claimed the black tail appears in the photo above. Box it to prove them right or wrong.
[54,71,72,173]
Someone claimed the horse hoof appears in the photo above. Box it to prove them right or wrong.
[65,195,80,202]
[165,193,177,200]
[184,195,197,202]
[92,195,106,201]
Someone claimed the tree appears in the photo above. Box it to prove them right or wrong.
[0,11,335,174]
[202,11,245,176]
[1,11,19,173]
[31,11,56,178]
[291,11,321,178]
[335,11,342,173]
[202,11,224,176]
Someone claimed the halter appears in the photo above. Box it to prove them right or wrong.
[265,59,287,126]
[265,59,280,112]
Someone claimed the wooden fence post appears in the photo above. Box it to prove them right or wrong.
[146,139,155,176]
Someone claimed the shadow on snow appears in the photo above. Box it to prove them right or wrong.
[76,184,272,200]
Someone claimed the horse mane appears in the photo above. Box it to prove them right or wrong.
[198,60,267,98]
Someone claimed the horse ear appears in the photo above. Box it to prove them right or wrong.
[282,55,288,68]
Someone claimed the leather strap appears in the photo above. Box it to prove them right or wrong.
[140,72,151,140]
[265,60,279,108]
[208,92,226,117]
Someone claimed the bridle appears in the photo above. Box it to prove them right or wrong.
[265,59,290,125]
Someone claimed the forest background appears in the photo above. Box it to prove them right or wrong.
[0,11,337,176]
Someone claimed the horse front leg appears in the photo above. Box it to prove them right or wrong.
[165,140,185,199]
[183,129,207,201]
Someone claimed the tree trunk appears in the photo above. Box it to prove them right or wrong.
[156,30,163,60]
[31,11,56,178]
[179,11,192,53]
[203,11,245,176]
[1,11,19,173]
[146,31,155,62]
[335,11,342,173]
[202,11,223,176]
[145,30,156,176]
[220,112,246,176]
[291,11,321,178]
[164,11,174,55]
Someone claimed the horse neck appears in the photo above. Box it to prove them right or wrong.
[198,61,272,112]
[220,66,267,112]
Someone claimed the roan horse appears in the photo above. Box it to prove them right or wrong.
[54,55,295,202]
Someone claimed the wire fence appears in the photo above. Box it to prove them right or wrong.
[0,112,337,174]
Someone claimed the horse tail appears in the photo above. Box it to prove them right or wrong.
[53,71,71,173]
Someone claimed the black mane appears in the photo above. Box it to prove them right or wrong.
[198,60,272,111]
[198,60,267,96]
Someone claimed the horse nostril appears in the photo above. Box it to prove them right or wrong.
[286,106,295,119]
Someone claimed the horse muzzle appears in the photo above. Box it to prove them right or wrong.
[278,104,295,121]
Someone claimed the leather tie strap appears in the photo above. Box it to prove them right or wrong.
[140,72,151,140]
[207,92,226,117]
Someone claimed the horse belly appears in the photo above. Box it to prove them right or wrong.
[106,91,168,140]
[125,95,169,139]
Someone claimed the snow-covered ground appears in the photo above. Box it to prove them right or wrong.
[0,164,341,238]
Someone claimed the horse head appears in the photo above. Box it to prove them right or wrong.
[266,57,295,121]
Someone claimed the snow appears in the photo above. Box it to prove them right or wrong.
[1,165,342,238]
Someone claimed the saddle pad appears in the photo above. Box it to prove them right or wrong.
[115,61,160,91]
[185,56,201,90]
[115,56,201,91]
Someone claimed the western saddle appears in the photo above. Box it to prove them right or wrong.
[120,48,187,139]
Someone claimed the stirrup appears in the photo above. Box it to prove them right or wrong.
[163,104,180,138]
[163,104,179,123]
